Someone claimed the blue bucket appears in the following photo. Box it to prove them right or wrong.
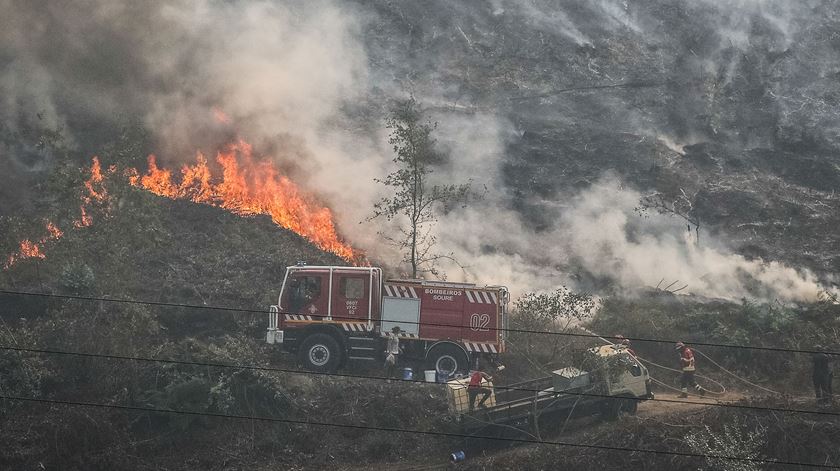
[436,371,450,383]
[450,450,466,463]
[402,367,413,380]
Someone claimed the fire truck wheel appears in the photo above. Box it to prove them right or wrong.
[299,333,342,373]
[427,344,468,377]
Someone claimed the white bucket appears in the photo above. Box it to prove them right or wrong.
[424,370,437,382]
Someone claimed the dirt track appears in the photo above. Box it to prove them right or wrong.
[637,390,745,418]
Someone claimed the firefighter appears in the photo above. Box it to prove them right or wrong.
[384,326,401,382]
[675,341,704,398]
[467,365,493,411]
[812,345,834,407]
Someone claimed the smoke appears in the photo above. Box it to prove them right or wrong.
[415,110,832,303]
[512,1,593,46]
[0,0,368,154]
[1,0,383,237]
[434,169,832,303]
[557,177,831,302]
[1,0,836,303]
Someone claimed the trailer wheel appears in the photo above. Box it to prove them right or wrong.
[601,399,621,421]
[427,343,468,377]
[299,333,342,373]
[624,398,639,415]
[601,396,637,421]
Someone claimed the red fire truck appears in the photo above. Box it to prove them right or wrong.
[266,264,509,375]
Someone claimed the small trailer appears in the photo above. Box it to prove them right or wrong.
[448,345,653,435]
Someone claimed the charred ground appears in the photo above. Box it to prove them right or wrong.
[3,1,840,469]
[0,166,839,469]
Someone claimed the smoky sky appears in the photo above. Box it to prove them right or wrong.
[2,0,838,301]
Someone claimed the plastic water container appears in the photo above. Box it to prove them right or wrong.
[402,367,413,380]
[424,370,436,382]
[436,371,450,383]
[450,450,466,463]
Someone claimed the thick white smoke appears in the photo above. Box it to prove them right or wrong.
[1,0,834,303]
[429,121,831,303]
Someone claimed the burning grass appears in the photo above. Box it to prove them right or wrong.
[128,140,357,261]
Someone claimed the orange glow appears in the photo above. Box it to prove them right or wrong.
[5,137,361,269]
[46,222,63,240]
[212,107,231,124]
[74,156,111,228]
[84,157,108,202]
[74,206,92,229]
[18,240,44,258]
[4,223,56,268]
[131,140,357,261]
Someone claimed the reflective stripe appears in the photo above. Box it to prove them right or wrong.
[384,285,420,298]
[463,342,499,353]
[465,290,499,304]
[341,323,369,332]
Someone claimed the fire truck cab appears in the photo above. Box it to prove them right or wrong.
[266,264,509,376]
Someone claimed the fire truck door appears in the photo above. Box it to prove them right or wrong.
[331,275,370,321]
[284,274,327,318]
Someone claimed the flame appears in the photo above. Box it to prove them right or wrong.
[131,140,357,261]
[4,156,110,269]
[46,222,63,239]
[4,222,62,268]
[5,139,360,269]
[75,156,111,228]
[18,240,45,259]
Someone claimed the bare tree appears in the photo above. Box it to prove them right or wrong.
[370,97,471,278]
[637,188,702,246]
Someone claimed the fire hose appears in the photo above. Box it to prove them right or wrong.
[693,348,783,396]
[636,355,727,397]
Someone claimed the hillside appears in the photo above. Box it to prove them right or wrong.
[4,1,840,295]
[0,164,838,470]
[2,1,840,469]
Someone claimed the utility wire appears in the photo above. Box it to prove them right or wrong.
[1,394,837,469]
[3,344,838,418]
[1,288,838,357]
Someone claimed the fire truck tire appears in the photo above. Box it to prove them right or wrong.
[299,333,342,373]
[426,343,468,377]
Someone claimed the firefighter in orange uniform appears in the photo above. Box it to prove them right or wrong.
[676,341,704,398]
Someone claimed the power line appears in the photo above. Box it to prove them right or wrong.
[3,344,838,418]
[1,394,836,469]
[1,288,838,356]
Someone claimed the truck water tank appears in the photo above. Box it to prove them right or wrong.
[552,367,590,392]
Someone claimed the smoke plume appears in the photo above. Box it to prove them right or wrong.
[2,0,836,303]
